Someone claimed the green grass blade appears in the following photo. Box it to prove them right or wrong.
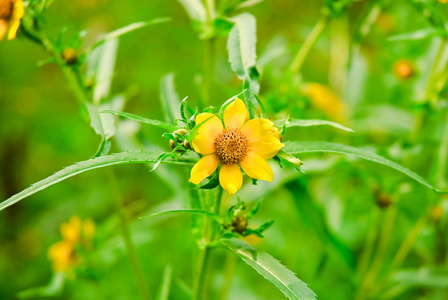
[284,141,447,192]
[100,110,177,131]
[222,238,317,300]
[0,151,194,212]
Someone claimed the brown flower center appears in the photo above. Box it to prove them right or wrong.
[214,129,248,165]
[0,0,14,20]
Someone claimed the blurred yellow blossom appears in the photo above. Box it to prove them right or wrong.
[393,60,414,79]
[0,0,24,41]
[48,216,95,275]
[302,83,348,122]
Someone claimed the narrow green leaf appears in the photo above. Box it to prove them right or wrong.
[227,13,257,78]
[222,238,317,300]
[227,13,259,116]
[100,110,177,131]
[177,0,206,23]
[160,73,182,123]
[0,151,194,212]
[277,150,304,172]
[142,209,223,224]
[283,141,447,193]
[279,118,354,133]
[156,265,173,300]
[388,28,448,41]
[91,18,170,50]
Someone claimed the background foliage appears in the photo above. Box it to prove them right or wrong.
[1,0,448,299]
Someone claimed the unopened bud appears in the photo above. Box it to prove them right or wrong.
[231,215,248,234]
[169,140,176,150]
[61,48,78,65]
[183,139,191,150]
[174,129,188,137]
[374,188,392,209]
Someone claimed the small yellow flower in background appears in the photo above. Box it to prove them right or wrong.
[189,98,284,194]
[48,216,95,275]
[0,0,24,41]
[393,59,414,80]
[48,240,77,273]
[438,0,447,3]
[302,83,348,122]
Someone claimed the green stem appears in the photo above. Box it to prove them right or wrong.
[356,208,397,300]
[200,0,216,110]
[219,251,236,300]
[193,245,212,300]
[290,13,331,75]
[110,171,151,300]
[193,187,223,299]
[435,114,448,188]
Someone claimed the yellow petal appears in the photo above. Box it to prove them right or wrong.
[249,136,284,159]
[240,118,274,144]
[189,155,219,184]
[196,113,223,137]
[0,20,7,41]
[240,152,273,182]
[192,113,223,154]
[7,0,24,40]
[219,164,243,194]
[224,98,247,129]
[192,134,215,155]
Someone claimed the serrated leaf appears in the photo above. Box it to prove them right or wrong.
[278,118,354,133]
[142,209,223,224]
[222,238,317,300]
[160,73,182,123]
[283,141,447,193]
[227,13,259,117]
[0,151,195,211]
[100,110,177,131]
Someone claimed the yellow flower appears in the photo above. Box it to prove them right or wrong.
[302,83,348,122]
[189,98,284,194]
[48,240,77,273]
[0,0,24,41]
[48,216,95,275]
[60,216,82,243]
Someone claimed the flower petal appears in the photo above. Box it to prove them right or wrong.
[249,135,285,159]
[192,113,223,154]
[0,20,7,41]
[224,98,247,129]
[7,0,24,40]
[189,155,219,184]
[240,118,275,144]
[219,164,243,194]
[192,134,215,155]
[240,152,273,182]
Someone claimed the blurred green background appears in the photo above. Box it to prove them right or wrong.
[1,0,448,299]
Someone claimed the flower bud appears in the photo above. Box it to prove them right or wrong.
[174,129,188,137]
[61,48,78,65]
[231,215,248,234]
[374,188,392,209]
[169,139,176,150]
[183,139,191,150]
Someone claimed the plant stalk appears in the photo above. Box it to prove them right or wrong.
[110,171,151,300]
[290,13,331,75]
